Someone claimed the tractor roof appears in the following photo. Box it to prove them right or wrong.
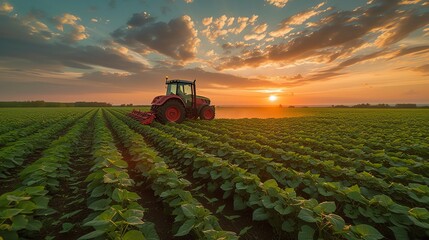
[166,79,195,84]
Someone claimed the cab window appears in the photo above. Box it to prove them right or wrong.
[166,83,177,95]
[183,84,192,95]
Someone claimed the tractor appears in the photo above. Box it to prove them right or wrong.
[128,78,215,124]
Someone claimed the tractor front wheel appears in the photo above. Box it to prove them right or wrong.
[200,105,215,120]
[157,100,186,123]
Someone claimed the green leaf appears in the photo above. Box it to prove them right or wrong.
[351,224,384,240]
[17,200,37,213]
[140,222,160,240]
[25,219,42,231]
[32,196,49,209]
[6,195,31,202]
[298,225,315,240]
[298,208,317,223]
[263,179,278,189]
[274,204,293,215]
[388,226,409,240]
[233,194,246,211]
[123,230,145,240]
[11,215,28,231]
[224,215,240,220]
[90,185,106,198]
[0,209,23,218]
[112,188,123,202]
[60,209,82,220]
[318,201,336,214]
[59,222,75,233]
[24,186,45,195]
[409,207,429,220]
[88,199,111,211]
[126,216,144,225]
[326,214,345,232]
[175,219,195,236]
[181,204,196,218]
[281,219,295,232]
[252,208,269,221]
[239,226,252,236]
[78,230,105,240]
[216,205,225,214]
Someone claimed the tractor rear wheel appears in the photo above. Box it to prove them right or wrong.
[200,105,215,120]
[156,100,186,123]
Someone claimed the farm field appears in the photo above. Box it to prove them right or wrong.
[0,107,428,240]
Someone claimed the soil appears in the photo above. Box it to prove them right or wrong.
[40,115,95,239]
[105,112,184,240]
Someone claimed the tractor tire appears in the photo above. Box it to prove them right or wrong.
[200,105,215,120]
[156,100,186,124]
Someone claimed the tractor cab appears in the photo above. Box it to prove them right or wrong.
[166,79,195,108]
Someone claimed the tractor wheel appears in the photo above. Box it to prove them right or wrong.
[156,100,186,124]
[200,105,215,120]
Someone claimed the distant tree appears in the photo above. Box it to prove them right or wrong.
[395,103,417,108]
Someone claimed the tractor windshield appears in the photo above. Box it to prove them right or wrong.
[166,83,177,95]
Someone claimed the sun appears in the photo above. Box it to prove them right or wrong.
[269,95,277,102]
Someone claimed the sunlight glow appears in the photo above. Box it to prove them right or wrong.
[269,95,277,102]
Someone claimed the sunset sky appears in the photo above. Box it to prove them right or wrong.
[0,0,428,105]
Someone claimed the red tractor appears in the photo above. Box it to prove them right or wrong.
[129,78,215,124]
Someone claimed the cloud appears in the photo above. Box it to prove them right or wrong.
[126,12,154,27]
[269,3,330,38]
[221,41,251,50]
[265,0,289,8]
[244,33,266,41]
[217,0,429,70]
[374,12,429,47]
[52,13,89,43]
[202,17,212,26]
[0,13,144,73]
[112,14,200,61]
[253,23,268,34]
[79,67,281,91]
[0,2,13,13]
[201,15,259,42]
[413,64,429,75]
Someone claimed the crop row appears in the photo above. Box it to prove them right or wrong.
[151,121,429,239]
[0,112,77,147]
[0,108,92,135]
[0,110,95,239]
[0,110,91,179]
[185,120,429,185]
[80,111,157,239]
[105,110,238,239]
[181,120,429,208]
[110,110,385,240]
[196,117,428,168]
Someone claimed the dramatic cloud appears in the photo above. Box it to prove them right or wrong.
[217,0,429,70]
[112,14,200,61]
[0,13,144,72]
[270,3,329,37]
[265,0,289,8]
[52,13,89,43]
